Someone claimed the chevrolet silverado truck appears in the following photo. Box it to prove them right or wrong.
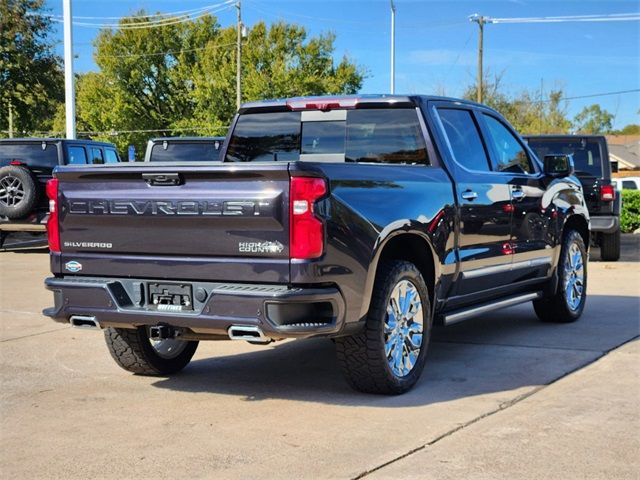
[43,95,590,394]
[525,135,620,261]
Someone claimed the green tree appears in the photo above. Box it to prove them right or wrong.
[463,73,571,135]
[612,124,640,135]
[0,0,64,137]
[573,104,614,134]
[70,13,364,154]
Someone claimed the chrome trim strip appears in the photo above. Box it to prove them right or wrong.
[444,292,543,325]
[462,256,552,279]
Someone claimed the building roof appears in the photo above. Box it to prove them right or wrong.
[609,143,640,170]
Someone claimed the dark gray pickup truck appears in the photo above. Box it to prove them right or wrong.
[44,95,590,394]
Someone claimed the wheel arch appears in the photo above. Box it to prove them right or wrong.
[359,230,439,319]
[563,214,590,247]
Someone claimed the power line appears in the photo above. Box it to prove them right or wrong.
[486,12,640,24]
[92,43,236,59]
[46,1,235,29]
[545,89,640,103]
[38,4,224,21]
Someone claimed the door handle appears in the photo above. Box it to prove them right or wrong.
[461,190,478,201]
[512,189,526,200]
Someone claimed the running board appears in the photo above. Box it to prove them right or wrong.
[442,292,543,326]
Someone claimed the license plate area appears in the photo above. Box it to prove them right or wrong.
[147,282,193,311]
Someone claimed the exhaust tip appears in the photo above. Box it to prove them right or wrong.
[70,315,100,330]
[228,325,271,344]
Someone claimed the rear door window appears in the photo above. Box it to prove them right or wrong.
[150,142,223,162]
[226,108,428,165]
[0,143,58,168]
[90,148,104,164]
[437,108,490,172]
[67,146,87,165]
[482,114,533,174]
[526,138,603,177]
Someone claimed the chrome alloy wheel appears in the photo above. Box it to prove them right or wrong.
[384,280,424,377]
[0,176,25,207]
[563,241,585,311]
[146,327,189,360]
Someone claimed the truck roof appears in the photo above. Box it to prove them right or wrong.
[238,94,484,113]
[0,138,117,147]
[524,134,607,140]
[148,136,225,143]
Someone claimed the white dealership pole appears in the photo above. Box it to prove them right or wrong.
[63,0,76,139]
[390,0,396,94]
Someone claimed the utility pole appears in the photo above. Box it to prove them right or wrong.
[390,0,396,94]
[236,1,242,110]
[63,0,76,139]
[7,101,13,138]
[469,14,490,104]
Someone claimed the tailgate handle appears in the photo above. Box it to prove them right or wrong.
[143,173,182,186]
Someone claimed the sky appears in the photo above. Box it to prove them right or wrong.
[46,0,640,129]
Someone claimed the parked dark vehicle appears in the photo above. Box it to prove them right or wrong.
[525,135,620,261]
[44,96,589,394]
[144,136,225,162]
[0,138,120,247]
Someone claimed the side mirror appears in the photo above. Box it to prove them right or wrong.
[544,154,574,177]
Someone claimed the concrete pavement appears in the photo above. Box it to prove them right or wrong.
[1,235,638,479]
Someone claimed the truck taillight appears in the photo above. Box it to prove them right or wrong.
[46,178,60,252]
[290,176,327,259]
[600,184,615,202]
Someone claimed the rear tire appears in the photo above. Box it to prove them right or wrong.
[533,229,587,323]
[104,327,198,375]
[600,229,620,261]
[335,260,432,395]
[0,166,37,219]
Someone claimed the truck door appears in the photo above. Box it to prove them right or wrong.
[432,105,514,297]
[478,113,553,281]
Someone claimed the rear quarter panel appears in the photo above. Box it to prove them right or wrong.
[290,162,456,323]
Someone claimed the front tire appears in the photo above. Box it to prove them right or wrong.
[104,327,198,375]
[533,229,587,323]
[335,260,432,394]
[600,229,620,261]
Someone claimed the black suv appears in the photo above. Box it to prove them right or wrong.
[525,135,620,261]
[0,138,120,244]
[144,136,225,162]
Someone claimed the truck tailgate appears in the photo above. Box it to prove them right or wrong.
[54,163,290,282]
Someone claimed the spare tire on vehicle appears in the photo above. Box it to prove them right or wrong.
[0,165,38,219]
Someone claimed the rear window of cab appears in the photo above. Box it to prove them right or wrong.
[225,108,429,165]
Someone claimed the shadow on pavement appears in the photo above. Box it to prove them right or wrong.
[151,294,639,406]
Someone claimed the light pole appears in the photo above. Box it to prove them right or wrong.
[390,0,396,94]
[63,0,76,139]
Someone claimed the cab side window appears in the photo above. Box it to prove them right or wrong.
[437,108,491,172]
[90,148,104,165]
[67,146,87,165]
[482,115,533,174]
[105,149,119,163]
